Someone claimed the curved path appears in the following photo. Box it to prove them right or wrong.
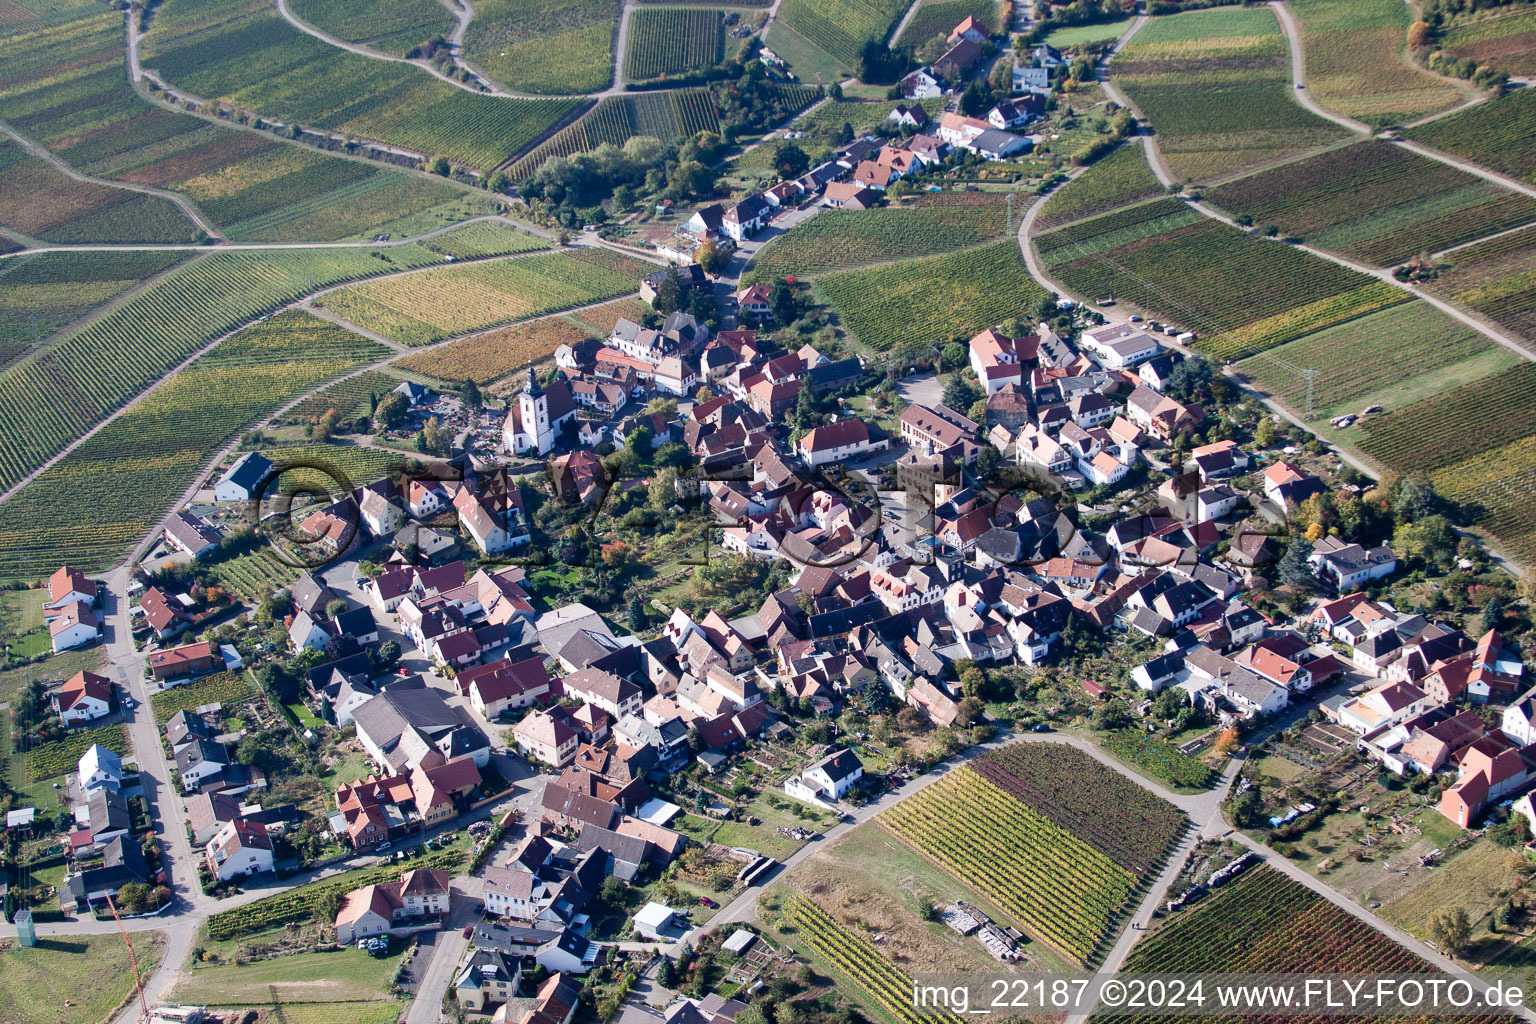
[1267,1,1371,135]
[0,119,222,240]
[272,0,522,97]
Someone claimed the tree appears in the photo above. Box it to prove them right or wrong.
[1164,355,1215,402]
[460,379,483,410]
[942,373,979,412]
[1481,596,1505,632]
[418,416,451,456]
[696,238,725,274]
[1407,19,1429,47]
[313,407,342,442]
[486,170,511,193]
[942,341,966,368]
[1214,728,1240,755]
[858,39,903,84]
[1392,473,1441,524]
[774,142,810,178]
[771,280,800,326]
[625,425,653,461]
[1091,700,1131,731]
[1277,537,1316,589]
[373,391,409,430]
[1428,907,1473,957]
[428,154,451,176]
[835,122,855,146]
[627,595,647,632]
[961,79,991,117]
[325,598,350,619]
[14,679,47,732]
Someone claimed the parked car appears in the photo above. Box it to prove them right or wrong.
[698,896,718,908]
[464,925,474,938]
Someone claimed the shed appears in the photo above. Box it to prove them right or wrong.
[723,929,757,955]
[633,902,676,940]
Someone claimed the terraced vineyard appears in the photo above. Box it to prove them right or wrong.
[1438,3,1536,79]
[777,0,910,69]
[1111,6,1349,182]
[506,90,724,178]
[1431,438,1536,567]
[1107,867,1511,1024]
[150,670,261,724]
[1034,199,1391,359]
[570,297,651,335]
[395,315,590,384]
[1237,301,1517,421]
[974,745,1187,875]
[895,0,999,47]
[0,310,387,579]
[0,245,437,493]
[880,763,1140,964]
[626,9,724,80]
[0,250,190,367]
[422,221,550,259]
[463,0,618,94]
[0,14,474,242]
[1404,87,1536,186]
[1357,362,1536,476]
[141,2,583,171]
[1036,143,1165,231]
[746,193,1011,282]
[1203,141,1536,266]
[780,894,966,1024]
[817,240,1046,352]
[1287,0,1466,126]
[277,369,402,427]
[319,247,650,345]
[1427,223,1536,350]
[0,140,202,244]
[287,0,452,55]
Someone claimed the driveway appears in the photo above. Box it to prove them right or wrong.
[897,371,943,408]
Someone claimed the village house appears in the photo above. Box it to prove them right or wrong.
[55,670,112,725]
[514,710,580,767]
[335,868,452,944]
[784,748,864,806]
[205,818,275,881]
[214,452,273,502]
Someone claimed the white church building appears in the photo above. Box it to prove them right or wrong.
[502,368,578,456]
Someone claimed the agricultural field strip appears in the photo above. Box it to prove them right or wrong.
[0,118,218,239]
[0,242,625,514]
[0,215,554,260]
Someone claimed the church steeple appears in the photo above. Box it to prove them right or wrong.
[523,364,542,397]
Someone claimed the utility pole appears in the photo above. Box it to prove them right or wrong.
[1303,368,1319,420]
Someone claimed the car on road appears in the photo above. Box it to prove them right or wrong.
[1032,723,1053,733]
[464,925,474,938]
[377,841,392,851]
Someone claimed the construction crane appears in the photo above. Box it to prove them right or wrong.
[104,892,150,1024]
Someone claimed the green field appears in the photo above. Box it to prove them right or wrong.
[1287,0,1467,126]
[172,947,404,1007]
[1404,87,1536,187]
[319,246,651,345]
[817,240,1047,352]
[1035,142,1164,230]
[463,0,617,94]
[1044,17,1137,48]
[0,250,190,368]
[0,245,435,500]
[746,192,1011,282]
[1237,300,1519,421]
[776,0,909,70]
[625,8,724,81]
[894,0,1002,48]
[0,932,166,1024]
[141,1,584,170]
[1112,6,1350,182]
[287,0,452,55]
[1203,140,1536,266]
[762,20,847,83]
[0,310,387,579]
[0,15,477,242]
[0,140,202,244]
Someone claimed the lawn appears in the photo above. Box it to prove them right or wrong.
[1381,840,1516,939]
[0,647,106,706]
[172,947,403,1005]
[0,932,166,1024]
[762,21,847,84]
